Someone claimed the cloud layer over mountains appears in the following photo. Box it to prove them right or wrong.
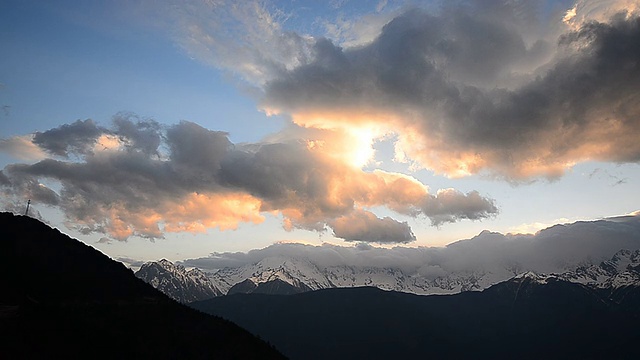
[182,214,640,276]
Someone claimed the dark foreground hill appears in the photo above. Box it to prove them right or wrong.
[0,212,284,359]
[192,274,640,360]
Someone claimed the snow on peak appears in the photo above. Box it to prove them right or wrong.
[136,259,223,302]
[139,249,640,300]
[514,271,554,285]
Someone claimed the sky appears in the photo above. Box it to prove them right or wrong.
[1,0,639,263]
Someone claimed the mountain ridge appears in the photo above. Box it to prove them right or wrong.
[135,259,224,302]
[0,212,285,359]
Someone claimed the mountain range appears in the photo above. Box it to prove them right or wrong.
[135,216,640,303]
[0,212,284,359]
[5,211,640,359]
[136,247,640,302]
[134,234,640,358]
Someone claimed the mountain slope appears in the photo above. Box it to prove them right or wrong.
[558,249,640,288]
[209,256,333,294]
[135,259,223,302]
[228,278,312,295]
[192,276,640,360]
[0,212,284,359]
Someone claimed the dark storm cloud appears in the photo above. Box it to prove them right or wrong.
[262,7,640,178]
[0,116,496,240]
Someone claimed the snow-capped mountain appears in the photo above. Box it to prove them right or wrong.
[557,249,640,288]
[137,249,640,300]
[135,259,223,303]
[208,256,334,295]
[208,249,640,295]
[206,256,515,296]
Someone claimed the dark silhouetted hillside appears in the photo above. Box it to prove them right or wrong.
[0,212,285,359]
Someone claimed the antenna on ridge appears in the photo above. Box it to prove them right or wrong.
[25,199,31,216]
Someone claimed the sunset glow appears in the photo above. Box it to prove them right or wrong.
[0,0,639,263]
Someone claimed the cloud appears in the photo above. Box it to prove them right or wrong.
[97,237,113,244]
[158,0,314,85]
[321,7,399,48]
[32,119,105,157]
[131,1,640,179]
[0,116,496,241]
[0,171,9,186]
[116,257,147,271]
[420,189,498,225]
[111,113,163,156]
[564,0,640,29]
[330,209,416,243]
[183,213,640,275]
[0,166,60,207]
[252,2,640,179]
[0,135,48,161]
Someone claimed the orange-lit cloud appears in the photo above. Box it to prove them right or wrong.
[0,117,497,242]
[286,110,403,168]
[564,0,640,30]
[162,192,264,233]
[258,3,640,180]
[67,192,265,240]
